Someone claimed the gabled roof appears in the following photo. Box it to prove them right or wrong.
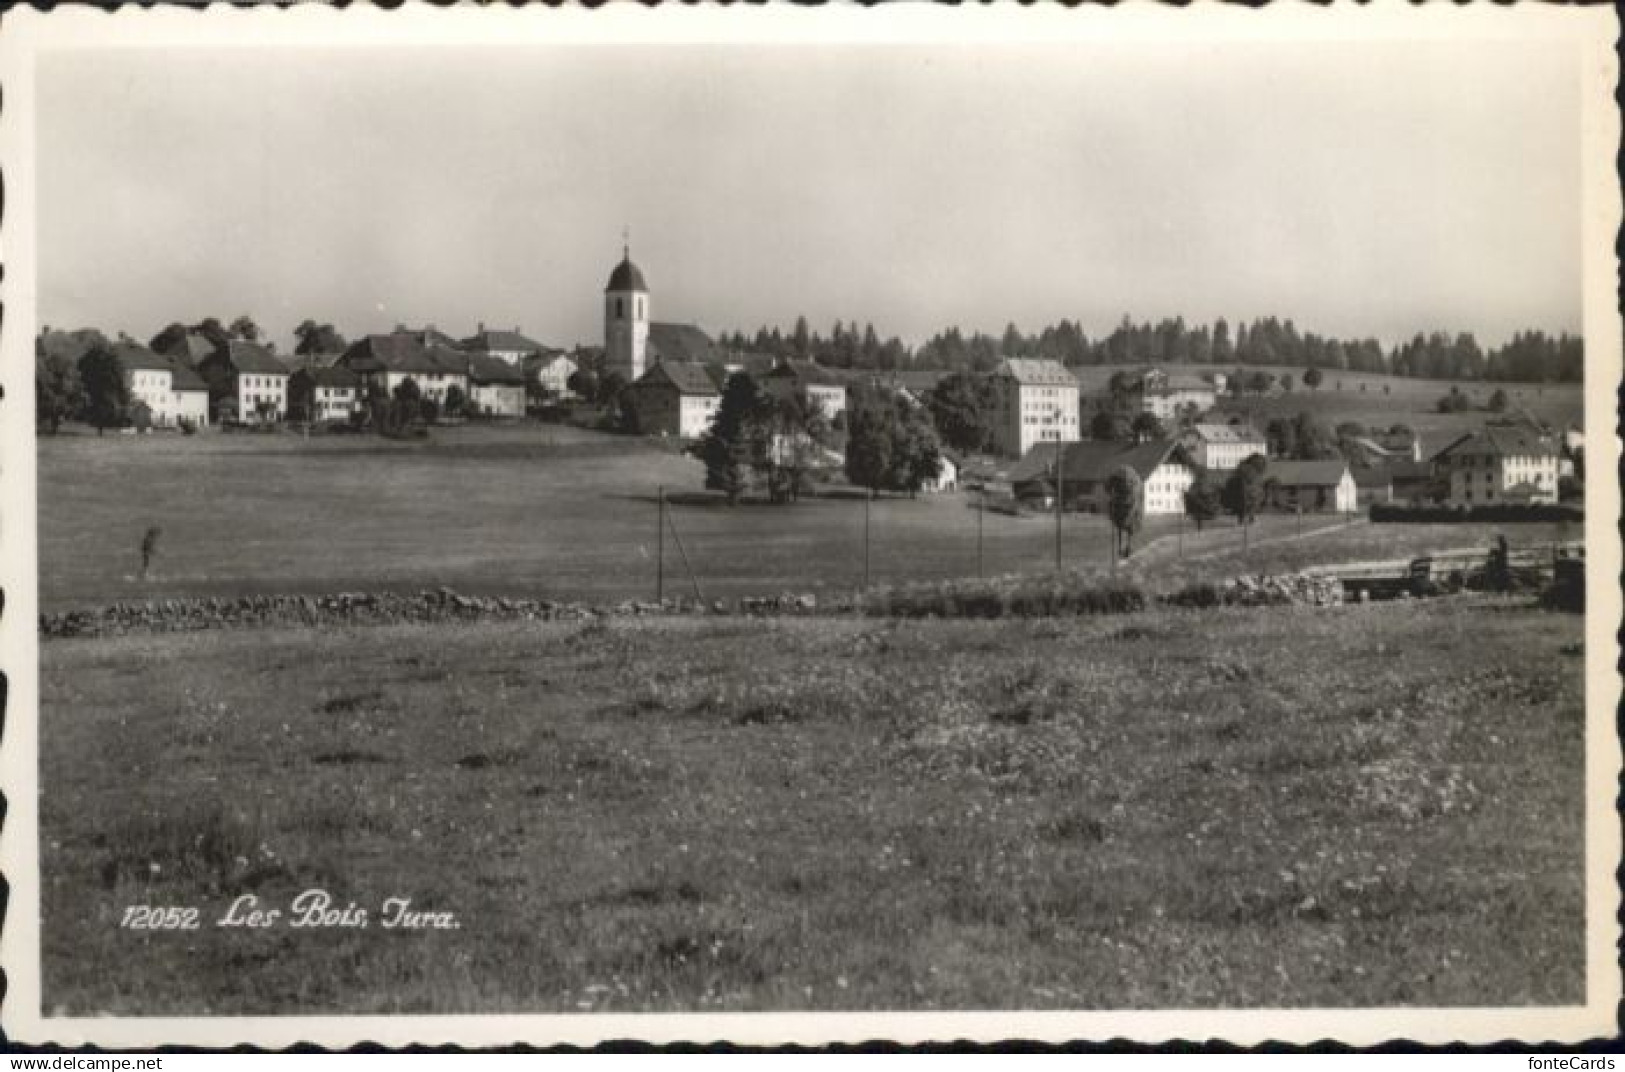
[465,352,525,386]
[283,352,345,373]
[1347,436,1400,458]
[1352,467,1393,489]
[1190,422,1263,444]
[109,342,172,372]
[395,326,464,351]
[996,357,1077,386]
[634,361,719,396]
[1145,375,1215,395]
[206,340,287,375]
[463,327,545,355]
[1433,426,1558,461]
[151,330,216,367]
[647,322,722,365]
[290,364,359,389]
[1263,459,1351,487]
[1011,439,1192,486]
[342,334,466,376]
[764,359,848,388]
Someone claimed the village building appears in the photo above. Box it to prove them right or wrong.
[1352,466,1394,506]
[465,353,527,417]
[197,340,289,423]
[1010,439,1195,516]
[1431,426,1560,506]
[623,360,721,439]
[648,322,725,366]
[1261,459,1359,513]
[114,342,211,428]
[525,351,578,397]
[990,357,1081,458]
[1136,368,1223,420]
[339,333,470,406]
[760,360,849,422]
[1182,421,1266,471]
[920,452,959,494]
[1388,460,1440,505]
[287,363,361,423]
[461,325,546,367]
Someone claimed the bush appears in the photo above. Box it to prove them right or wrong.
[177,416,198,436]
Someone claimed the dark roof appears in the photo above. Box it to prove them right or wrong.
[463,327,545,355]
[282,352,345,373]
[1389,460,1435,484]
[1011,439,1192,486]
[1352,468,1393,489]
[151,330,216,367]
[647,322,722,365]
[605,252,648,293]
[634,361,719,396]
[204,340,287,375]
[1263,460,1351,487]
[465,352,525,386]
[764,359,848,388]
[341,334,466,376]
[1433,426,1558,461]
[108,342,171,372]
[290,364,359,389]
[997,358,1077,386]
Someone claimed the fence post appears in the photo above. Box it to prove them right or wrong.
[863,492,871,591]
[977,488,984,579]
[656,485,665,603]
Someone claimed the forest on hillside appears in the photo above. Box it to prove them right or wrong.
[718,315,1584,384]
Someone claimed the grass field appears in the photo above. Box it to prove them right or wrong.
[40,597,1584,1014]
[37,423,1577,613]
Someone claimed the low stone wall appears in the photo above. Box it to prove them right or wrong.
[40,587,849,640]
[1163,573,1345,609]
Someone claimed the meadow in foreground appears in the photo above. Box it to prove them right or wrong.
[41,597,1583,1014]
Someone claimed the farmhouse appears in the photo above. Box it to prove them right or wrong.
[197,340,289,423]
[340,333,470,405]
[1183,421,1265,471]
[1261,459,1358,513]
[990,358,1081,458]
[921,452,959,494]
[461,325,546,367]
[1011,439,1195,516]
[1431,426,1559,506]
[1388,460,1440,505]
[624,360,720,439]
[114,342,210,428]
[465,353,527,417]
[288,364,361,423]
[760,360,849,422]
[1137,368,1221,420]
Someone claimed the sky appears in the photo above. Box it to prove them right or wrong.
[37,38,1582,354]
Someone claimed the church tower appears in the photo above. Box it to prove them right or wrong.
[604,241,649,383]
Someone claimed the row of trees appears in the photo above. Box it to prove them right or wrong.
[724,313,1582,384]
[1099,454,1279,560]
[36,342,134,435]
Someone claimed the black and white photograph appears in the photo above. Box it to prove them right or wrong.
[2,2,1619,1048]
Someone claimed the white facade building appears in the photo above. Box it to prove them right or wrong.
[990,358,1080,458]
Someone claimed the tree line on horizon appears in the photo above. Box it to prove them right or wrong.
[720,314,1583,384]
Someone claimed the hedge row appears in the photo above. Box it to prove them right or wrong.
[1371,502,1582,523]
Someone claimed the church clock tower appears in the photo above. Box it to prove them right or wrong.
[603,241,649,383]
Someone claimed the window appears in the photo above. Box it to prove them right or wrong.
[615,298,624,319]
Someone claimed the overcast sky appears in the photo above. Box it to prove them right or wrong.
[38,38,1581,353]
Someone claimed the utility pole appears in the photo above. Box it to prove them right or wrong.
[977,487,985,579]
[1053,447,1064,573]
[656,485,665,603]
[863,491,871,591]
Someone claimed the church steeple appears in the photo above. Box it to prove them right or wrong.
[604,236,649,381]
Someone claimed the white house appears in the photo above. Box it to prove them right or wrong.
[1431,426,1560,506]
[921,452,959,494]
[1184,422,1266,471]
[1010,439,1195,516]
[288,362,361,423]
[1137,368,1220,420]
[114,342,210,428]
[198,340,289,423]
[990,357,1081,458]
[339,333,469,406]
